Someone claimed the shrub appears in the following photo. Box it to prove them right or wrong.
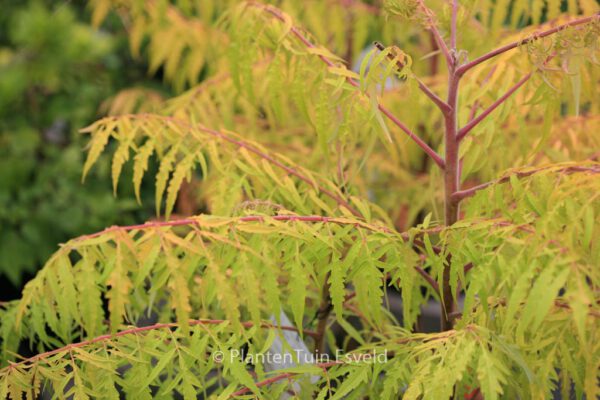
[1,0,599,398]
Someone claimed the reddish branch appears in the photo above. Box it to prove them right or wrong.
[451,165,600,202]
[411,77,452,115]
[415,0,452,65]
[96,114,362,217]
[463,262,474,274]
[231,360,342,396]
[414,266,440,295]
[75,214,394,243]
[75,212,463,246]
[256,3,446,169]
[3,319,317,373]
[457,72,533,141]
[197,124,362,217]
[458,55,555,141]
[75,215,442,293]
[315,273,332,354]
[450,0,458,50]
[456,14,599,76]
[231,332,443,397]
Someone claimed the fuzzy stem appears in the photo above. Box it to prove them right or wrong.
[451,165,600,202]
[414,266,441,296]
[416,0,452,65]
[3,319,317,373]
[441,67,461,331]
[450,0,458,50]
[457,72,533,141]
[456,14,599,76]
[231,360,343,396]
[258,3,445,169]
[415,77,453,115]
[315,273,332,355]
[93,114,363,217]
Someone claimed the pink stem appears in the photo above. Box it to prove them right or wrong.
[414,266,440,295]
[4,320,317,372]
[415,77,453,115]
[450,0,458,50]
[451,165,600,202]
[94,114,363,217]
[415,0,452,65]
[456,14,599,76]
[231,361,342,396]
[457,72,533,141]
[258,4,445,169]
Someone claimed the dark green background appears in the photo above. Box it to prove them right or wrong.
[0,0,164,297]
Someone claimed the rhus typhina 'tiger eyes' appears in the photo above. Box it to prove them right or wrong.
[1,0,599,399]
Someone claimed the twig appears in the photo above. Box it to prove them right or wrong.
[74,214,396,244]
[450,0,458,50]
[90,114,363,217]
[458,53,557,141]
[198,124,363,217]
[456,14,599,76]
[315,273,332,354]
[451,164,600,202]
[415,0,452,65]
[231,360,342,396]
[463,262,474,274]
[457,72,533,141]
[257,4,445,169]
[373,42,451,115]
[3,319,317,373]
[414,266,440,296]
[414,77,453,115]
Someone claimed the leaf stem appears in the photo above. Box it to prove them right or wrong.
[198,124,363,217]
[91,114,363,217]
[74,214,395,244]
[231,360,343,396]
[456,14,599,76]
[440,59,461,331]
[457,72,533,141]
[415,77,453,115]
[458,54,555,141]
[414,266,440,296]
[451,164,600,202]
[258,3,445,169]
[3,319,317,373]
[416,0,452,65]
[315,273,332,355]
[450,0,458,50]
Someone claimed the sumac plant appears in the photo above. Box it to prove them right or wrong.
[1,0,599,398]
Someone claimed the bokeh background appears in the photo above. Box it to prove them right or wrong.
[0,1,164,298]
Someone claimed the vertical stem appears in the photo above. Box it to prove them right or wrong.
[440,0,461,332]
[441,68,460,331]
[450,0,458,50]
[429,32,439,76]
[315,273,331,355]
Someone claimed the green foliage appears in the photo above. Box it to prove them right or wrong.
[1,0,599,398]
[0,1,160,285]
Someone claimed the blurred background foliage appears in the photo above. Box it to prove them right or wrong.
[0,0,164,291]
